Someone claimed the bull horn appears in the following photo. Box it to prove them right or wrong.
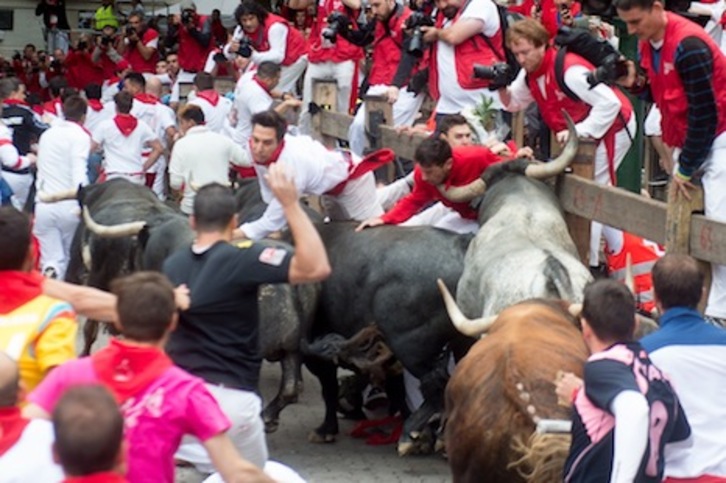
[437,278,497,337]
[82,206,146,238]
[436,178,487,203]
[523,111,579,179]
[37,189,78,203]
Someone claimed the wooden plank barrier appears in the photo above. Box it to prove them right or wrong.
[364,95,395,182]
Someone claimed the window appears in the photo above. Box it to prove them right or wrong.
[0,10,13,31]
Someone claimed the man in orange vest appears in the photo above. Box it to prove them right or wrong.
[616,0,726,325]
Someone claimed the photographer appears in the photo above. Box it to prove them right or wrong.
[287,0,364,133]
[92,25,125,81]
[497,18,634,272]
[615,0,726,328]
[65,34,104,90]
[117,12,159,74]
[418,0,507,123]
[335,0,424,157]
[165,0,213,103]
[226,1,308,93]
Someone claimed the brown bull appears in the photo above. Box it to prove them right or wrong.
[444,300,589,483]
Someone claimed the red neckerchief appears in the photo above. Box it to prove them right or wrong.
[196,89,219,107]
[0,407,31,456]
[134,93,158,105]
[113,114,138,137]
[252,75,272,96]
[87,99,104,112]
[63,471,128,483]
[2,98,30,107]
[249,138,285,166]
[0,271,43,312]
[43,98,60,115]
[530,47,555,82]
[91,339,173,404]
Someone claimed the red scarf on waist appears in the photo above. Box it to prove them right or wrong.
[0,271,43,312]
[0,407,30,456]
[63,471,128,483]
[113,114,138,137]
[196,89,219,107]
[91,339,173,404]
[250,139,286,166]
[87,99,104,112]
[134,93,158,105]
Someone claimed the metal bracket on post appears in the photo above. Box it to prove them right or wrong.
[365,94,395,183]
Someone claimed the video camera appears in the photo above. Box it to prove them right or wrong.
[181,9,195,26]
[322,11,349,43]
[405,11,434,58]
[587,53,628,87]
[236,37,253,58]
[473,62,515,89]
[101,34,115,46]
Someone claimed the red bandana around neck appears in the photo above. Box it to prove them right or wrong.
[134,93,159,105]
[195,89,220,107]
[252,75,273,96]
[0,407,31,456]
[2,98,29,107]
[91,338,173,404]
[87,99,104,112]
[0,271,43,312]
[249,139,285,166]
[113,114,138,137]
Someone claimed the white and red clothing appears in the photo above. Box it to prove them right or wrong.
[123,27,160,74]
[93,114,158,184]
[84,99,114,134]
[381,145,503,227]
[65,49,105,90]
[429,0,503,114]
[28,339,232,483]
[0,123,35,209]
[0,408,64,482]
[231,72,274,150]
[131,93,176,198]
[178,15,213,74]
[239,135,384,240]
[188,89,233,134]
[34,120,90,279]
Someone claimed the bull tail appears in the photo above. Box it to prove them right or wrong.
[542,252,575,300]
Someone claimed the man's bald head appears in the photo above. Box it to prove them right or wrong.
[0,352,20,407]
[145,76,163,98]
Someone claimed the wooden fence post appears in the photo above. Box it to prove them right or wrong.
[563,138,597,266]
[311,80,338,148]
[364,94,395,183]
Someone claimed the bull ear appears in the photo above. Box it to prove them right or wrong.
[138,225,151,250]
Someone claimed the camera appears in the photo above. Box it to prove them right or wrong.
[101,34,114,46]
[405,11,434,58]
[125,25,137,37]
[586,53,628,87]
[181,9,195,26]
[236,37,253,58]
[322,11,349,43]
[473,62,514,88]
[77,40,88,51]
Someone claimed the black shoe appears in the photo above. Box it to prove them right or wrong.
[589,263,609,279]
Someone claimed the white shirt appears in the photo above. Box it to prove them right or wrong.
[93,116,158,177]
[36,120,90,196]
[168,125,249,214]
[84,102,115,134]
[506,62,622,139]
[0,419,64,482]
[0,124,32,171]
[239,134,348,240]
[226,24,289,64]
[188,92,234,134]
[232,72,274,147]
[132,97,176,174]
[436,0,502,114]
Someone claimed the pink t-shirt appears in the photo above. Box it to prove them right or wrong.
[29,358,230,483]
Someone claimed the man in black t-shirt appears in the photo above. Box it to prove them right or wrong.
[562,280,691,483]
[163,164,331,472]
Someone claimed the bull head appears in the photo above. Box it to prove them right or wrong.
[436,111,579,203]
[82,206,147,238]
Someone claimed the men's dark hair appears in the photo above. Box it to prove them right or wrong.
[114,91,133,114]
[124,71,146,90]
[49,76,68,98]
[53,385,124,477]
[84,83,103,100]
[62,95,88,122]
[251,110,287,142]
[193,183,237,232]
[414,137,453,168]
[437,114,470,138]
[0,352,20,407]
[110,272,176,341]
[0,207,31,271]
[235,0,270,24]
[582,279,637,342]
[0,77,22,100]
[256,61,281,80]
[179,104,205,125]
[652,254,704,310]
[194,71,214,91]
[612,0,657,11]
[128,11,145,24]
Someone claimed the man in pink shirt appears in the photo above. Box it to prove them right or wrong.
[24,271,271,483]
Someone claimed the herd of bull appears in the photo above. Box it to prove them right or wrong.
[44,119,631,482]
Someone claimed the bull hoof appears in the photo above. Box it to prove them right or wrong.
[308,431,336,444]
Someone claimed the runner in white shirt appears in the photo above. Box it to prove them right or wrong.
[92,91,163,185]
[34,96,91,279]
[0,121,36,207]
[144,76,179,199]
[187,72,233,134]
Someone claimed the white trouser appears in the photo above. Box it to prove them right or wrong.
[203,461,306,483]
[4,172,33,210]
[175,384,268,473]
[376,173,413,211]
[691,1,725,46]
[401,202,479,234]
[644,104,662,137]
[149,155,167,200]
[299,60,356,135]
[170,70,199,104]
[348,85,424,157]
[33,200,80,280]
[279,55,308,94]
[105,172,145,185]
[321,171,383,221]
[590,115,636,266]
